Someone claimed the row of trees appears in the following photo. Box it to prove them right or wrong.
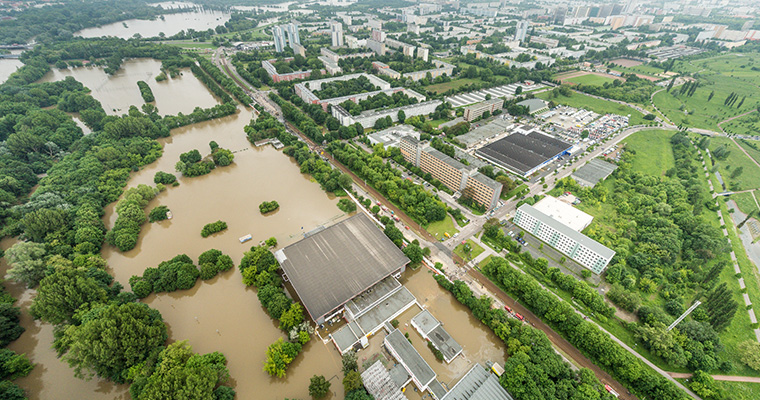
[105,184,159,252]
[0,284,32,399]
[283,142,353,194]
[129,251,234,298]
[327,142,448,225]
[482,258,690,399]
[137,81,154,102]
[434,273,619,400]
[194,55,252,105]
[339,91,419,116]
[201,220,228,237]
[238,246,310,378]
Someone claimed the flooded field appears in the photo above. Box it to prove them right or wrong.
[39,58,221,116]
[0,59,23,84]
[76,8,230,40]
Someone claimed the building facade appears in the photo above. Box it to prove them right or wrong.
[273,25,286,52]
[515,20,529,42]
[331,21,344,47]
[399,136,501,209]
[514,204,615,274]
[463,99,502,121]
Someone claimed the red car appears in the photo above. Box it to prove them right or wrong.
[504,305,512,313]
[514,313,524,321]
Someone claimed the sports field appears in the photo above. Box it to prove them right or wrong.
[565,73,616,86]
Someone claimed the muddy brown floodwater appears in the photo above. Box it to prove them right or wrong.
[40,58,221,116]
[0,59,23,84]
[75,8,230,40]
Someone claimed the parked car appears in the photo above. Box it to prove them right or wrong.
[504,305,512,313]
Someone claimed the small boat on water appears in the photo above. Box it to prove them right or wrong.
[239,234,252,243]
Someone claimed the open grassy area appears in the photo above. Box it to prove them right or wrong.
[708,137,760,191]
[712,381,760,400]
[565,73,616,86]
[613,63,665,78]
[722,111,760,137]
[454,239,484,261]
[731,191,760,215]
[536,90,648,126]
[620,129,676,176]
[737,138,760,165]
[425,215,458,239]
[426,78,485,94]
[654,53,760,131]
[502,183,528,200]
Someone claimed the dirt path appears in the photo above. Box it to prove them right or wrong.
[469,268,639,400]
[718,109,758,133]
[729,135,760,170]
[669,372,760,383]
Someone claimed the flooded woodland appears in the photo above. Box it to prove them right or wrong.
[76,8,231,40]
[1,58,507,399]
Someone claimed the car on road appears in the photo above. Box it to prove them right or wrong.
[504,305,512,313]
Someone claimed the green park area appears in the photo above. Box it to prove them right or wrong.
[620,129,676,176]
[564,73,616,86]
[708,137,760,191]
[722,111,760,137]
[612,63,665,79]
[737,139,760,165]
[425,215,458,239]
[454,239,484,261]
[426,78,484,94]
[536,90,648,126]
[731,191,760,215]
[654,53,760,131]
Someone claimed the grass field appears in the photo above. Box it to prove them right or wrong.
[454,239,484,261]
[565,74,616,86]
[737,139,760,166]
[613,63,665,78]
[426,78,485,94]
[723,111,760,137]
[425,215,458,239]
[653,52,760,131]
[621,129,676,176]
[503,183,529,200]
[731,191,760,215]
[536,90,648,126]
[712,381,760,400]
[708,137,760,191]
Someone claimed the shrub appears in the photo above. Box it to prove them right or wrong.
[259,201,280,214]
[337,198,357,213]
[148,206,170,222]
[153,171,177,185]
[201,221,228,237]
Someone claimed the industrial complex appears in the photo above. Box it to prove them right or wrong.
[475,124,573,177]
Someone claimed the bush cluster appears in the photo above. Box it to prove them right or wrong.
[200,220,227,237]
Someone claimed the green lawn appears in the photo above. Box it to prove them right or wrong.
[536,90,648,126]
[454,239,484,261]
[721,111,760,137]
[503,183,528,200]
[425,215,458,239]
[731,191,760,215]
[565,74,616,86]
[708,137,760,191]
[712,381,760,400]
[612,63,665,79]
[621,129,676,176]
[737,137,760,165]
[478,255,495,269]
[426,78,485,94]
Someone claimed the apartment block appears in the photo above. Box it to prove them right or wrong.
[514,204,615,274]
[399,136,501,209]
[463,99,502,121]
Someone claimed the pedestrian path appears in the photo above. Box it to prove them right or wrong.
[693,140,760,342]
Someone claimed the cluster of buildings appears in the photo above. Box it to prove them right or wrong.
[331,96,442,129]
[399,135,502,210]
[261,58,315,83]
[272,22,304,55]
[293,72,401,111]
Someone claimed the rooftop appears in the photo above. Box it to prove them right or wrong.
[517,98,548,113]
[475,128,571,176]
[275,213,410,322]
[532,196,594,232]
[518,204,616,260]
[457,118,511,149]
[571,158,618,187]
[361,360,407,400]
[385,329,437,390]
[441,364,513,400]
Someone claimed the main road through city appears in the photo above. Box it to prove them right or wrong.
[211,49,699,400]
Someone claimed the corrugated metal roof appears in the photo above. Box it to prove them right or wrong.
[278,214,409,321]
[441,364,513,400]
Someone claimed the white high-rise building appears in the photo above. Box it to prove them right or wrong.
[285,22,300,47]
[273,25,286,53]
[331,21,344,47]
[515,20,529,42]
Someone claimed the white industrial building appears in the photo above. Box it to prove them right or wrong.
[514,204,615,274]
[532,196,594,232]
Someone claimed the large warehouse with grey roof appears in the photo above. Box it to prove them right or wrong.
[274,213,410,324]
[475,125,572,177]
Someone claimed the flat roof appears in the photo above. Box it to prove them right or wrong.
[442,364,513,400]
[361,360,407,400]
[475,129,571,176]
[518,204,616,260]
[356,287,416,334]
[411,309,439,335]
[385,329,436,389]
[571,158,618,187]
[533,196,594,232]
[470,171,502,192]
[276,213,410,321]
[429,380,448,400]
[517,98,548,113]
[429,325,463,362]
